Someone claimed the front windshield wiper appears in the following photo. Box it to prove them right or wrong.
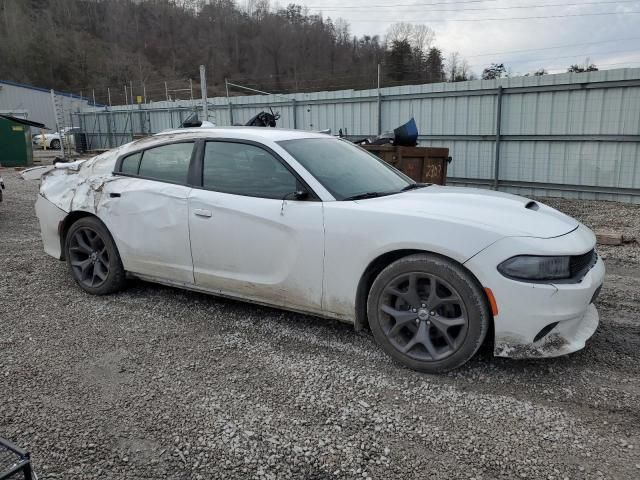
[343,184,430,200]
[400,182,430,192]
[342,191,389,201]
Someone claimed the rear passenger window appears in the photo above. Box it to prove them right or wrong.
[120,143,194,184]
[120,152,141,175]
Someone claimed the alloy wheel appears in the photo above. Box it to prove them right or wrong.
[378,272,469,362]
[68,227,110,288]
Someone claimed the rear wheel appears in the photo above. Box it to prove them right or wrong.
[65,216,126,295]
[50,139,61,150]
[367,253,490,373]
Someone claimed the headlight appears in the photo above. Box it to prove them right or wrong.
[498,255,570,281]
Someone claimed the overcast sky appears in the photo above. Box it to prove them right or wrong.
[289,0,640,76]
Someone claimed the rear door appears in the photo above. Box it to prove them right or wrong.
[102,141,196,283]
[188,140,325,311]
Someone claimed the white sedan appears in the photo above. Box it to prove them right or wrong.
[33,131,62,149]
[33,127,77,150]
[35,128,605,372]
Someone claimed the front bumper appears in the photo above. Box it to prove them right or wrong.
[465,224,605,359]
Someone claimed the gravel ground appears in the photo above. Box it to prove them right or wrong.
[1,168,640,480]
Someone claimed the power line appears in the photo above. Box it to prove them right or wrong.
[466,47,640,68]
[307,0,499,8]
[526,59,640,71]
[347,10,640,22]
[230,45,640,86]
[313,0,639,12]
[465,36,640,58]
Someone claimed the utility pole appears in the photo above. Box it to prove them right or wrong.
[50,89,65,158]
[377,63,382,135]
[200,65,208,122]
[106,87,113,148]
[493,86,504,190]
[225,78,234,125]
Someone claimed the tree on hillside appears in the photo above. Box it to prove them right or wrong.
[382,23,442,85]
[386,22,434,52]
[482,63,507,80]
[446,52,474,82]
[385,39,414,82]
[425,48,445,83]
[568,64,598,73]
[0,1,465,98]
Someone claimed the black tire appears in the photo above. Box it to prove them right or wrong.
[64,216,126,295]
[367,253,490,373]
[50,139,61,150]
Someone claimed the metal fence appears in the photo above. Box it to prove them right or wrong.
[74,67,640,203]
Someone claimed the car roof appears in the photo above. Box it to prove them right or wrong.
[153,127,332,143]
[98,127,335,163]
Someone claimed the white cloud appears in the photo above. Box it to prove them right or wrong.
[294,0,640,76]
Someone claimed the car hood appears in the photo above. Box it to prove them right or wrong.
[356,185,579,239]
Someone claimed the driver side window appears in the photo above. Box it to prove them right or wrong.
[202,142,298,199]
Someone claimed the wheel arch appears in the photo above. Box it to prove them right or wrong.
[59,211,107,260]
[354,249,494,337]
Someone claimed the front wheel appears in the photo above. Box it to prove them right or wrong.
[65,216,126,295]
[367,253,490,373]
[50,139,61,150]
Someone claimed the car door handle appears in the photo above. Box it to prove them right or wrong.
[109,192,121,198]
[193,208,212,218]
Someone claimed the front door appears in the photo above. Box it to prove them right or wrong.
[188,140,324,311]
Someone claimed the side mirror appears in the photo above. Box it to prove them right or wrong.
[293,189,309,200]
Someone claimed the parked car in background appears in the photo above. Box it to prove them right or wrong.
[33,131,61,149]
[33,128,605,373]
[32,127,77,150]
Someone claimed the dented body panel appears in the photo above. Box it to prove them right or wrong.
[34,127,604,362]
[465,224,605,358]
[35,193,66,258]
[101,178,194,283]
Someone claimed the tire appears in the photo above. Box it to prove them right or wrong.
[50,139,61,150]
[64,216,126,295]
[367,253,490,373]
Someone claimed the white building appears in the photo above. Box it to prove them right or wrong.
[0,80,90,132]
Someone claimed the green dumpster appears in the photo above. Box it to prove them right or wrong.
[0,114,46,167]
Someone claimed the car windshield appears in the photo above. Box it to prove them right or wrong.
[278,138,412,200]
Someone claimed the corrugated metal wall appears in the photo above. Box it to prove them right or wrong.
[0,80,89,130]
[76,68,640,203]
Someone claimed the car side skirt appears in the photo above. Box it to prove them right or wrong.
[129,272,356,325]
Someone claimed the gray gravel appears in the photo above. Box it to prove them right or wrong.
[1,168,640,479]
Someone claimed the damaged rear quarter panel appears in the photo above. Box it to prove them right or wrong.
[40,151,119,213]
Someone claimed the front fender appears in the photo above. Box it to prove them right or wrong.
[321,204,505,320]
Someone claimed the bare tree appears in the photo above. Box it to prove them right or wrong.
[410,24,435,53]
[446,52,460,82]
[386,22,413,45]
[386,22,434,52]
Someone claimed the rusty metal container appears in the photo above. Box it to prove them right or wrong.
[361,145,450,185]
